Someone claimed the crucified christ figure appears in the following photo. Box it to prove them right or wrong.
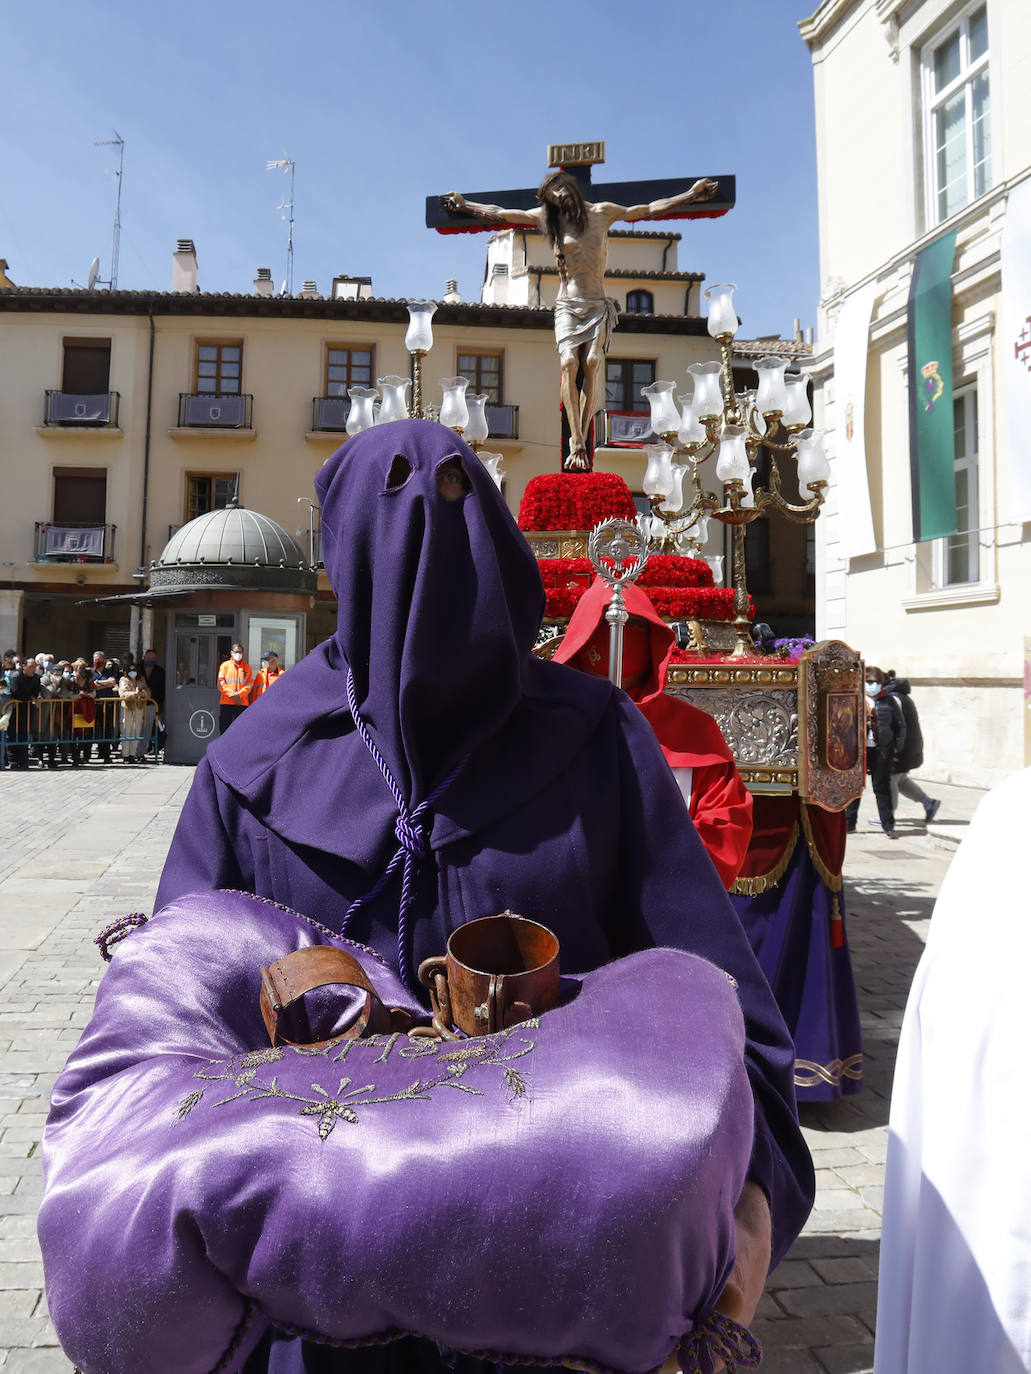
[441,171,718,471]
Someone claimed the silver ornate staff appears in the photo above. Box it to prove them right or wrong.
[587,519,651,687]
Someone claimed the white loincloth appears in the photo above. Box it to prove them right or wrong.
[554,297,620,354]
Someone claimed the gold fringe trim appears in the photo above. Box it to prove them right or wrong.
[730,823,799,896]
[794,1053,864,1089]
[799,805,844,893]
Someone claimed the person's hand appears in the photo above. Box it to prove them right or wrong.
[440,191,466,213]
[689,177,719,202]
[715,1181,771,1329]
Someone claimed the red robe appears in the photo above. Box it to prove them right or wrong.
[554,578,753,888]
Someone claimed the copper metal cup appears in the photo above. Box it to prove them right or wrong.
[418,910,560,1040]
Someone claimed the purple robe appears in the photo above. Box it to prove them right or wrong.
[44,422,814,1372]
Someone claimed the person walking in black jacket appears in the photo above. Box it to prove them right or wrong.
[865,666,906,839]
[885,672,941,824]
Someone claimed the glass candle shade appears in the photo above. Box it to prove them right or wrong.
[642,443,675,499]
[781,372,812,428]
[660,464,687,515]
[346,385,378,436]
[464,393,490,446]
[479,451,505,489]
[641,380,681,437]
[690,513,711,549]
[703,283,738,340]
[405,300,437,354]
[677,396,705,446]
[439,376,470,431]
[376,376,411,424]
[715,427,750,485]
[754,356,790,416]
[796,427,830,484]
[703,553,725,583]
[687,362,724,420]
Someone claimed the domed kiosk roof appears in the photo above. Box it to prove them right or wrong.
[150,497,317,594]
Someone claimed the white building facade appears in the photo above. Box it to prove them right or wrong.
[802,0,1031,785]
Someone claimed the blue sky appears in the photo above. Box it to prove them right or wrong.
[1,0,820,339]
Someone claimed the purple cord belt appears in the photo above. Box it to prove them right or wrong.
[341,668,466,989]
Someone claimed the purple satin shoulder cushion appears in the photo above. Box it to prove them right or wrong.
[40,891,754,1374]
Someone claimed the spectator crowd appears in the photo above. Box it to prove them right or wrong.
[0,648,166,770]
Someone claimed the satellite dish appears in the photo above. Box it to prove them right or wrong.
[87,257,101,290]
[279,279,287,296]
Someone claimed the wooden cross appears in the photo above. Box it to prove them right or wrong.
[427,145,736,471]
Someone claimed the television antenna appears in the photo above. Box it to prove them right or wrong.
[266,156,296,296]
[94,130,125,289]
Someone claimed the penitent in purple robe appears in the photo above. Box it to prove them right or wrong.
[46,422,814,1373]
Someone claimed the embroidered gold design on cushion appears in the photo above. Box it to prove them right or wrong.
[171,1026,535,1139]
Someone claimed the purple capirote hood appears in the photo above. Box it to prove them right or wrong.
[314,418,544,796]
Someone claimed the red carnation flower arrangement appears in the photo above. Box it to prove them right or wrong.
[518,473,637,532]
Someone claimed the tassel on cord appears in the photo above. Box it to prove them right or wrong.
[343,668,466,989]
[94,912,149,962]
[677,1311,762,1374]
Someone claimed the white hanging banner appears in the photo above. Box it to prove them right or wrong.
[831,280,878,559]
[1001,177,1031,524]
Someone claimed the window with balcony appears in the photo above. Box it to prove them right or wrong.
[625,290,654,314]
[312,345,377,430]
[457,350,503,403]
[37,468,114,561]
[186,473,239,524]
[923,4,990,224]
[44,338,117,426]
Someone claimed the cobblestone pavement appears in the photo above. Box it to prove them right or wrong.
[0,764,986,1371]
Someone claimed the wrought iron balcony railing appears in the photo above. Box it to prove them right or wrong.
[177,393,253,429]
[34,522,117,563]
[43,391,121,427]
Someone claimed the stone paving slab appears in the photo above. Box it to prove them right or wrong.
[0,763,973,1370]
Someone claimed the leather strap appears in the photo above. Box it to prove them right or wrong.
[260,946,401,1049]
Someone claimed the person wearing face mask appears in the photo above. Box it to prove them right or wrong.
[118,664,151,763]
[864,666,906,839]
[217,643,253,735]
[39,661,74,768]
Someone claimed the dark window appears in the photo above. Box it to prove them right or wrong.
[195,342,242,395]
[53,468,107,524]
[457,350,503,403]
[186,473,238,523]
[743,518,771,597]
[62,338,111,394]
[605,358,655,411]
[326,345,375,396]
[625,290,654,314]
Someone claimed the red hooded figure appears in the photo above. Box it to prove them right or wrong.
[555,578,752,888]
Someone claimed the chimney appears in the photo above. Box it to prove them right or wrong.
[487,263,509,306]
[444,278,461,305]
[254,267,274,297]
[172,239,198,293]
[794,317,802,341]
[298,280,321,299]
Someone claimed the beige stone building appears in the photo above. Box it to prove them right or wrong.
[801,0,1031,784]
[0,230,812,667]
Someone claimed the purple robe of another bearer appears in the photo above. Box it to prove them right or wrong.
[53,421,815,1372]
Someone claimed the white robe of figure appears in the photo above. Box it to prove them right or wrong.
[874,767,1031,1374]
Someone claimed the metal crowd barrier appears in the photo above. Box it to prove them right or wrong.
[0,697,163,770]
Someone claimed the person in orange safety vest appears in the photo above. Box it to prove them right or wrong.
[251,650,286,698]
[217,643,253,735]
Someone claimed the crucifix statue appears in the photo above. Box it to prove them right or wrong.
[429,142,735,472]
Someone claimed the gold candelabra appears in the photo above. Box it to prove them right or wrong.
[640,284,829,659]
